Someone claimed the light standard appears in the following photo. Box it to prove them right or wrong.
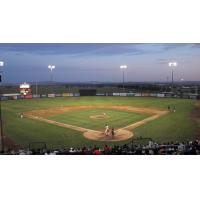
[120,65,127,92]
[48,65,55,82]
[35,81,38,96]
[168,62,177,93]
[0,60,4,153]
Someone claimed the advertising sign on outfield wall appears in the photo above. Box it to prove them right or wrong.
[142,93,151,97]
[55,94,62,97]
[189,95,197,99]
[157,93,165,98]
[96,93,105,96]
[127,93,135,96]
[48,94,55,98]
[135,93,142,97]
[3,93,20,97]
[62,93,70,97]
[16,95,21,100]
[62,93,74,97]
[1,96,8,101]
[119,93,127,96]
[73,93,80,97]
[182,95,189,99]
[12,96,18,100]
[24,95,33,99]
[164,93,173,97]
[150,93,157,97]
[3,94,21,100]
[113,93,120,96]
[41,94,47,98]
[33,94,41,98]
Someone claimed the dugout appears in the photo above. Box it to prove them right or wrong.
[79,89,96,96]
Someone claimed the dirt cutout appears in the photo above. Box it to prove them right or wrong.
[89,113,110,120]
[24,105,169,141]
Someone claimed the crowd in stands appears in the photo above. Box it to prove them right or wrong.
[3,139,200,155]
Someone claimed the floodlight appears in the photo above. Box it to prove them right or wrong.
[168,61,178,93]
[120,65,127,69]
[48,65,56,71]
[0,61,4,67]
[48,65,56,82]
[119,65,127,92]
[168,62,177,67]
[0,60,4,152]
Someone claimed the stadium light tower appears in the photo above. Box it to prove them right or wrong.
[168,62,177,92]
[0,60,4,152]
[120,65,127,92]
[48,65,55,82]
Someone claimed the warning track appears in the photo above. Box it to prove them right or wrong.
[24,106,169,141]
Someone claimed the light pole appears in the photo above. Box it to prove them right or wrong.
[168,62,177,93]
[48,65,55,82]
[35,81,38,96]
[120,65,127,92]
[0,60,4,153]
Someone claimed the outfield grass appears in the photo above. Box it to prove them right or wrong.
[49,109,148,130]
[2,97,197,148]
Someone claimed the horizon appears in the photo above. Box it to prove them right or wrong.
[2,80,200,87]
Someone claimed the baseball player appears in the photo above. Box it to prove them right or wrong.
[105,124,109,136]
[111,128,115,138]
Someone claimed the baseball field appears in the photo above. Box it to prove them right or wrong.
[2,96,200,149]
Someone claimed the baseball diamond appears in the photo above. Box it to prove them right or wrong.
[2,96,200,149]
[24,105,168,141]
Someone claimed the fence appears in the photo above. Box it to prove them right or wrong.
[1,92,199,101]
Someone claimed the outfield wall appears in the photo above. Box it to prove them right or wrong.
[1,92,199,101]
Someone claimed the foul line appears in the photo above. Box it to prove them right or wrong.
[24,110,169,137]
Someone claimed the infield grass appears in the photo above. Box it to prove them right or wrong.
[49,109,149,130]
[2,97,197,148]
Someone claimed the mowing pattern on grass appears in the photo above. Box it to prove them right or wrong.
[2,97,197,148]
[49,109,148,130]
[24,105,168,141]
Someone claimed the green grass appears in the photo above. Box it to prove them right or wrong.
[49,109,148,130]
[2,96,197,148]
[134,101,196,142]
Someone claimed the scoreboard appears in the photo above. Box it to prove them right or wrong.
[19,82,32,98]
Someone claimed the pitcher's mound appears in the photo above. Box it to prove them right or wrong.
[83,129,133,141]
[89,113,110,120]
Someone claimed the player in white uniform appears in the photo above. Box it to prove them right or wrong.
[105,124,109,136]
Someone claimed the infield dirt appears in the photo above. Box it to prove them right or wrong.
[24,105,169,141]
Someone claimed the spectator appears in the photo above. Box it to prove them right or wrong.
[2,139,200,155]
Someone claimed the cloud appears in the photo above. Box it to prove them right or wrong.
[0,43,93,56]
[191,43,200,48]
[156,58,168,64]
[0,43,156,57]
[1,43,197,63]
[161,43,194,51]
[55,64,116,72]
